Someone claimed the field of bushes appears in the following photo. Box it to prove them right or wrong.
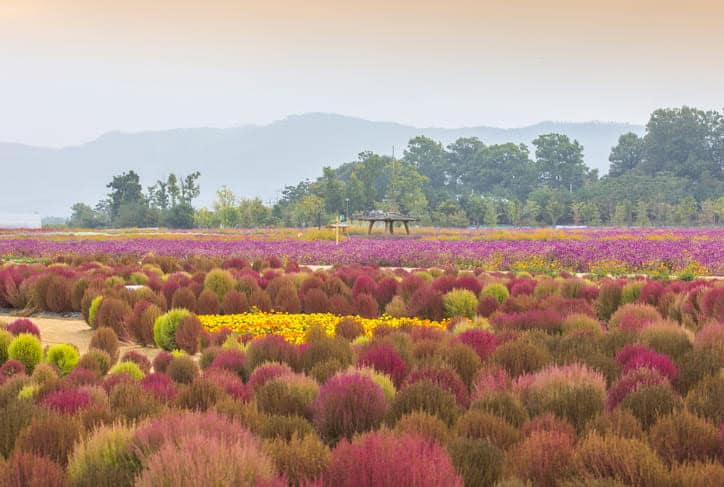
[0,251,723,486]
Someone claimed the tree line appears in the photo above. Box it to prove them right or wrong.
[69,106,724,228]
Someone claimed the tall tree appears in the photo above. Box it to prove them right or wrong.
[609,132,645,176]
[533,134,587,192]
[106,171,145,219]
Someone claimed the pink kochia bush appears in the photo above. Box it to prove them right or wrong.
[141,373,177,402]
[458,329,498,361]
[247,362,294,392]
[356,344,408,387]
[325,431,463,487]
[615,344,679,382]
[471,366,511,401]
[41,389,93,415]
[492,310,563,333]
[5,319,41,338]
[312,371,388,443]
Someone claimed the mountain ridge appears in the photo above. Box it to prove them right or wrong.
[0,113,644,217]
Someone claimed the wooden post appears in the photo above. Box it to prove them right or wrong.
[335,217,340,245]
[404,221,410,234]
[368,221,374,235]
[389,220,394,234]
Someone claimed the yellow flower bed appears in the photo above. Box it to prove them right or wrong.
[198,312,449,344]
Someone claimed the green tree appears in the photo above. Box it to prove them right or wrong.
[212,186,240,227]
[533,134,587,192]
[609,132,645,176]
[69,203,102,228]
[180,171,201,204]
[294,194,326,228]
[106,171,145,219]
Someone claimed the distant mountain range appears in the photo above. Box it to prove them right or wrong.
[0,113,644,217]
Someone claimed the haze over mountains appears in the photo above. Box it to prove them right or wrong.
[0,113,643,217]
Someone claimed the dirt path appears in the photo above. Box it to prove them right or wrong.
[0,313,160,361]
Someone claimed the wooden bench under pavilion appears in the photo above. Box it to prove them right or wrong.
[358,212,419,235]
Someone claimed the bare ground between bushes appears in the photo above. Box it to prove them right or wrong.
[0,313,160,361]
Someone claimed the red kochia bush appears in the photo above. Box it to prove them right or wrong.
[94,298,132,340]
[303,288,330,313]
[141,372,177,402]
[174,315,203,354]
[509,430,575,487]
[476,295,500,317]
[41,389,93,415]
[353,293,379,318]
[351,275,378,298]
[221,290,249,314]
[0,359,26,383]
[375,277,398,307]
[405,287,444,321]
[312,372,388,443]
[455,275,482,296]
[607,367,669,409]
[325,431,463,487]
[247,362,294,392]
[120,350,152,374]
[458,329,498,361]
[5,319,41,338]
[615,344,679,382]
[356,344,408,387]
[203,368,249,401]
[152,351,174,374]
[196,289,220,315]
[209,349,247,380]
[246,334,299,370]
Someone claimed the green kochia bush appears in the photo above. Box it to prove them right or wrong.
[45,344,80,376]
[443,289,478,319]
[203,269,236,301]
[481,283,509,304]
[68,423,143,487]
[8,333,43,373]
[153,309,191,351]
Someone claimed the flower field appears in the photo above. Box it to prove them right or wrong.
[0,237,723,485]
[1,227,724,275]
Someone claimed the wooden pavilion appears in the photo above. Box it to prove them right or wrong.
[358,211,419,235]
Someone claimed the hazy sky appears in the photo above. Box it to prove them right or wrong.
[1,0,722,147]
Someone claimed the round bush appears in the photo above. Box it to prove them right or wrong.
[120,350,152,374]
[510,430,575,487]
[41,389,93,415]
[403,365,469,407]
[108,361,144,381]
[247,361,294,392]
[448,437,504,487]
[255,374,320,419]
[472,391,529,428]
[67,420,139,487]
[443,289,478,319]
[153,308,191,351]
[166,355,199,384]
[649,410,720,465]
[15,412,83,466]
[89,327,120,364]
[196,289,220,315]
[312,372,388,443]
[619,383,683,430]
[481,283,509,304]
[573,433,669,487]
[95,297,133,339]
[325,431,463,487]
[246,334,299,371]
[152,350,173,374]
[491,339,552,377]
[4,319,40,338]
[609,303,661,331]
[685,374,724,424]
[174,314,203,354]
[356,344,408,387]
[263,432,331,486]
[76,349,112,376]
[562,314,602,335]
[260,414,314,440]
[45,344,79,376]
[671,461,724,487]
[0,329,13,364]
[389,380,460,426]
[455,409,519,450]
[7,333,43,373]
[458,328,498,361]
[203,269,236,301]
[393,411,451,445]
[335,318,365,341]
[209,348,247,380]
